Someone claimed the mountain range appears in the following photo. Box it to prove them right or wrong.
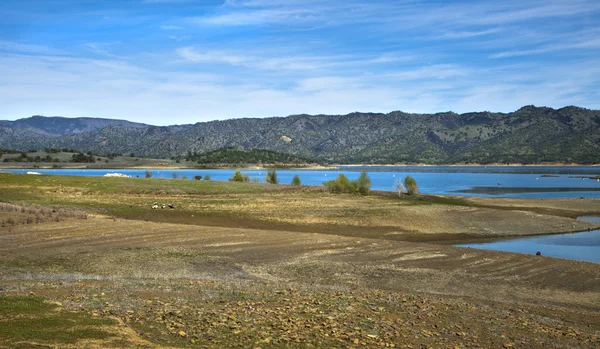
[1,106,599,164]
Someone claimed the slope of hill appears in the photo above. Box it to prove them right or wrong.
[1,106,599,164]
[189,147,317,165]
[0,115,149,136]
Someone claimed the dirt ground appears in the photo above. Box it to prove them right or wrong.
[1,173,600,348]
[1,216,599,348]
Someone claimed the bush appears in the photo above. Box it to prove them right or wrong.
[266,168,278,184]
[291,174,301,186]
[194,175,203,180]
[324,174,356,193]
[404,176,419,195]
[181,174,188,180]
[229,169,245,182]
[172,172,179,179]
[204,174,211,181]
[145,170,152,178]
[355,170,371,195]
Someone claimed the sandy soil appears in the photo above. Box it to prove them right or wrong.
[1,216,599,347]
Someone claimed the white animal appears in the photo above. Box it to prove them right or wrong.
[152,204,159,209]
[161,204,166,209]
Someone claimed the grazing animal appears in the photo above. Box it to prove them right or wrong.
[168,203,174,209]
[161,204,166,209]
[152,204,159,209]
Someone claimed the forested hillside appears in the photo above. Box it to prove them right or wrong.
[1,106,599,164]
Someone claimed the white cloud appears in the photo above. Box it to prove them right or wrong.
[0,40,67,55]
[160,25,183,30]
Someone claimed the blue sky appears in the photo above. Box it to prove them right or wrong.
[1,0,599,125]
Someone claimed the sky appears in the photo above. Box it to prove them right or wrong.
[1,0,599,125]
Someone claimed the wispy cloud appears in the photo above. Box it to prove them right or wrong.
[83,42,124,59]
[491,38,600,58]
[0,40,67,55]
[160,25,183,30]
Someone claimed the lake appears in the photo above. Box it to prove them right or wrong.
[3,165,600,199]
[455,217,600,264]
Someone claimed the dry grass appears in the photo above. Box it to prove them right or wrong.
[0,201,87,227]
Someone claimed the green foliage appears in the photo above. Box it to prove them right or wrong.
[181,174,188,180]
[324,174,356,194]
[229,169,245,182]
[145,170,153,178]
[291,174,301,186]
[356,171,371,195]
[404,176,418,195]
[189,147,314,165]
[204,174,211,180]
[71,152,95,163]
[172,172,179,179]
[266,168,279,184]
[194,175,203,180]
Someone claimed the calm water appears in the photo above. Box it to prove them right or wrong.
[455,217,600,264]
[3,166,600,198]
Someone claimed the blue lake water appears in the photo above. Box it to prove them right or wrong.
[455,217,600,264]
[3,166,600,199]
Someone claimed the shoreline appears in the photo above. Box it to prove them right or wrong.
[1,162,600,170]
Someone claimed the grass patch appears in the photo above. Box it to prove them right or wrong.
[0,295,114,347]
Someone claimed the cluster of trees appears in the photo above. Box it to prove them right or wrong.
[228,168,297,185]
[323,171,371,195]
[70,153,96,163]
[185,147,314,165]
[44,148,77,153]
[3,153,60,163]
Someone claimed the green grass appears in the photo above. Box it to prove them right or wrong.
[0,295,115,347]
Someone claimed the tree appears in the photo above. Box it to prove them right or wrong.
[291,174,301,186]
[404,176,418,195]
[145,170,153,178]
[324,174,355,193]
[355,170,371,195]
[266,168,279,184]
[204,174,211,180]
[194,175,203,180]
[229,169,245,182]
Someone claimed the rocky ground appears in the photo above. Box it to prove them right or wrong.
[1,216,599,348]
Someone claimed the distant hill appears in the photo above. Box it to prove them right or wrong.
[0,115,149,136]
[1,106,599,164]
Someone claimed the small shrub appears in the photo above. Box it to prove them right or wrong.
[291,174,301,186]
[266,169,278,184]
[194,175,203,180]
[404,176,419,195]
[324,174,356,193]
[145,170,152,178]
[355,170,371,195]
[242,173,250,182]
[204,174,211,181]
[172,172,179,179]
[181,174,188,180]
[229,169,245,182]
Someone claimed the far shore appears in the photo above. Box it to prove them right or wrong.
[1,162,599,171]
